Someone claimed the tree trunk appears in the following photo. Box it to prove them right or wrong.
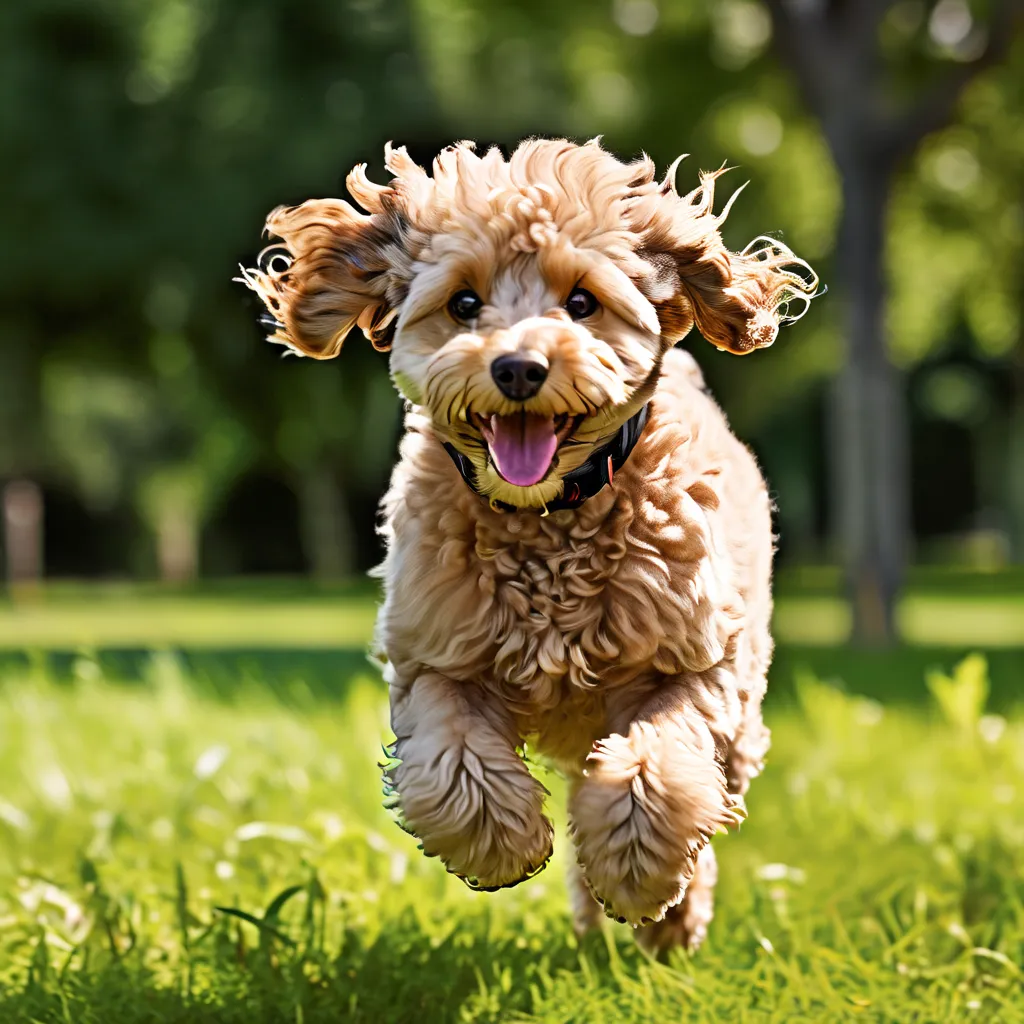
[1008,349,1024,562]
[155,503,200,583]
[298,466,354,580]
[832,161,909,645]
[3,479,44,588]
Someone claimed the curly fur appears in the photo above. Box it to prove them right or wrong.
[243,138,818,951]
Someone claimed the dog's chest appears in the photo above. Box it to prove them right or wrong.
[482,534,646,713]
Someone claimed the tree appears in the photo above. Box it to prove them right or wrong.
[762,0,1024,643]
[2,0,440,578]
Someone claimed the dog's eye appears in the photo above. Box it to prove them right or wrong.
[565,287,599,320]
[448,289,483,323]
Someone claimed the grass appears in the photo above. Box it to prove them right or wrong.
[1,646,1023,1022]
[2,571,1023,649]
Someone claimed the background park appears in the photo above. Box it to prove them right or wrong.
[1,0,1023,1020]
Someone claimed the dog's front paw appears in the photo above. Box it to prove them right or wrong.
[455,814,553,891]
[428,775,554,891]
[387,690,553,889]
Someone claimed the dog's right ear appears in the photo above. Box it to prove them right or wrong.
[239,184,408,358]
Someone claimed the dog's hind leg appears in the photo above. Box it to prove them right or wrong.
[724,693,770,800]
[386,670,553,890]
[568,678,743,927]
[634,842,717,956]
[566,847,604,937]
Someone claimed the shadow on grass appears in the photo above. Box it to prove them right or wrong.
[2,909,620,1024]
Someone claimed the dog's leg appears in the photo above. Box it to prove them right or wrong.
[566,844,604,937]
[568,681,741,926]
[386,670,553,890]
[635,843,717,956]
[632,678,769,954]
[725,697,770,799]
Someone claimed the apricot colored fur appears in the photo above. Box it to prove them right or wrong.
[243,139,817,950]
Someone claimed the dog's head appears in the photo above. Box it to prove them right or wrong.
[241,139,816,509]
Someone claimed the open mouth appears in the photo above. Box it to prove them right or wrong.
[475,412,577,487]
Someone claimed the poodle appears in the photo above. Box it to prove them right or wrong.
[241,139,817,954]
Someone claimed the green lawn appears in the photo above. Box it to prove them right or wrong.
[1,573,1023,649]
[2,646,1023,1022]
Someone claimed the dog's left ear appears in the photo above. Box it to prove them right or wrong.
[638,170,818,354]
[239,176,410,357]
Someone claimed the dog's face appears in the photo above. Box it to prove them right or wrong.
[385,208,668,508]
[241,140,815,508]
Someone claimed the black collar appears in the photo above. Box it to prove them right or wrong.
[442,403,650,514]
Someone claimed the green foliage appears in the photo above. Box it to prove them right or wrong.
[926,651,990,732]
[1,650,1024,1022]
[2,0,1022,572]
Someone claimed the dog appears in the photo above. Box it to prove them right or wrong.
[242,138,817,954]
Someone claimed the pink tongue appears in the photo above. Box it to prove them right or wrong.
[488,413,558,487]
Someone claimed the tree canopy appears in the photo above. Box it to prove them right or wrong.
[2,0,1021,603]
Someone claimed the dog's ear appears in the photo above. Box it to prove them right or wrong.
[239,180,409,357]
[638,169,818,354]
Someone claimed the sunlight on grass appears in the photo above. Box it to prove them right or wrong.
[1,585,1022,650]
[899,595,1024,647]
[0,596,378,650]
[1,654,1023,1021]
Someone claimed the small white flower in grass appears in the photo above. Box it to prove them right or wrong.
[19,881,85,931]
[854,699,883,726]
[978,715,1006,745]
[914,821,938,844]
[234,821,316,845]
[389,853,407,885]
[314,812,345,843]
[756,863,806,884]
[194,744,229,780]
[215,860,235,880]
[365,831,391,853]
[758,936,775,954]
[151,818,174,841]
[0,801,30,832]
[92,810,113,830]
[39,766,72,810]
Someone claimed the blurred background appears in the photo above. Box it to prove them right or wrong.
[1,0,1022,658]
[2,4,1024,1017]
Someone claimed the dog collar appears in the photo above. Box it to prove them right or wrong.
[442,403,650,514]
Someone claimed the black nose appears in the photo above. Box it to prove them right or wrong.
[490,353,548,401]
